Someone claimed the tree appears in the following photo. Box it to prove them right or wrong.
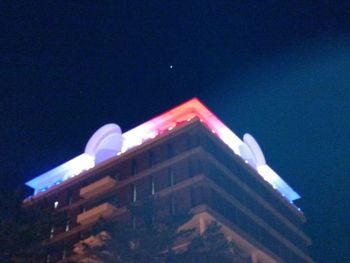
[69,199,249,263]
[0,188,50,263]
[69,198,192,263]
[174,221,250,263]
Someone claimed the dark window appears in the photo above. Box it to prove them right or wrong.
[170,195,176,215]
[168,167,174,186]
[132,160,137,175]
[67,191,73,206]
[113,171,120,181]
[188,159,195,177]
[190,187,197,207]
[186,134,192,149]
[167,143,174,158]
[110,196,119,207]
[132,215,136,229]
[149,152,155,168]
[62,246,66,260]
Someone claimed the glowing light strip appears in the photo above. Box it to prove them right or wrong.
[25,153,95,195]
[25,98,300,202]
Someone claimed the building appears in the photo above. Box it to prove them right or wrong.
[24,98,314,263]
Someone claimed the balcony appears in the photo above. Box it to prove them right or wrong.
[80,176,117,199]
[73,231,111,255]
[77,202,118,225]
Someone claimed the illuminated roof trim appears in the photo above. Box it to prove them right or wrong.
[25,153,95,195]
[25,98,300,202]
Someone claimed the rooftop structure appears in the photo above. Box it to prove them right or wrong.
[26,98,300,203]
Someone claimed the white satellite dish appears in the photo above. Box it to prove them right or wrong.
[238,143,257,167]
[85,123,123,164]
[243,133,266,167]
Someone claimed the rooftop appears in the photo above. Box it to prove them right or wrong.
[25,98,300,203]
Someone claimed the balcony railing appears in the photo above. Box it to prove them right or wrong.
[77,202,118,225]
[73,231,111,255]
[80,176,117,199]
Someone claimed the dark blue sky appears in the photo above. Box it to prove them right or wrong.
[1,1,350,262]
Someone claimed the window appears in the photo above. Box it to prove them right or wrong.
[132,184,137,202]
[113,171,120,181]
[65,216,70,232]
[49,226,55,239]
[132,215,136,229]
[168,167,174,186]
[151,176,156,195]
[170,195,176,215]
[149,152,155,168]
[131,160,137,176]
[110,196,119,207]
[186,134,192,149]
[188,159,195,177]
[167,143,174,158]
[67,191,73,206]
[62,246,67,260]
[190,187,196,207]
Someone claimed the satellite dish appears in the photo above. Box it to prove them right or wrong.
[243,133,266,167]
[238,143,256,167]
[85,124,123,164]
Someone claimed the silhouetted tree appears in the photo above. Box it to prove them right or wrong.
[174,221,250,263]
[0,188,50,263]
[69,198,192,263]
[69,198,249,263]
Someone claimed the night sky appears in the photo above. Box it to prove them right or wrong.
[1,2,350,262]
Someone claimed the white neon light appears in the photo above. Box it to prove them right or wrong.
[257,165,300,201]
[26,153,94,195]
[216,127,242,155]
